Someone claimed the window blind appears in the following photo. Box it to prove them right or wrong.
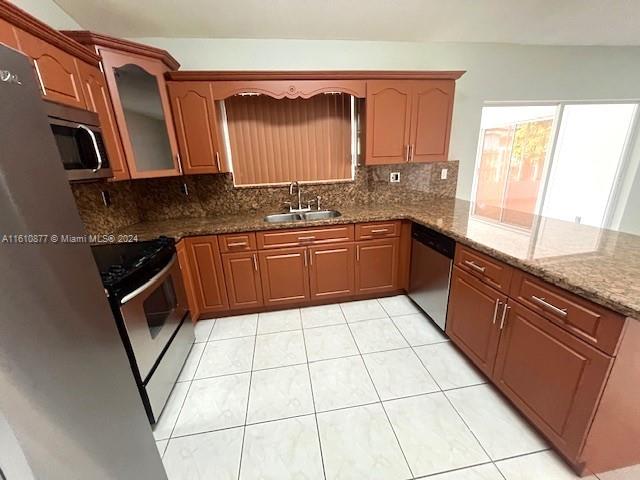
[224,93,353,186]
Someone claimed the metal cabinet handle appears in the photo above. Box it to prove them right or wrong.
[227,241,248,248]
[309,250,313,266]
[404,144,410,162]
[499,304,510,330]
[464,260,486,273]
[492,299,501,324]
[409,144,415,162]
[531,295,568,318]
[215,151,221,171]
[252,253,258,272]
[298,236,315,241]
[77,124,103,172]
[356,245,360,261]
[32,60,46,95]
[371,228,388,234]
[176,153,183,175]
[303,249,308,267]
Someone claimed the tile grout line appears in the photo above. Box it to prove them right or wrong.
[339,301,416,480]
[380,300,501,475]
[235,327,258,480]
[299,314,328,480]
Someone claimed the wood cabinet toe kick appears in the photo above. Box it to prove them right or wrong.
[447,243,636,476]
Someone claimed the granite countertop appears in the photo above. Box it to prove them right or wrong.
[115,197,640,320]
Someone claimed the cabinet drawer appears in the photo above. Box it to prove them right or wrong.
[257,225,354,249]
[219,232,257,252]
[455,244,513,294]
[355,221,400,240]
[510,270,625,355]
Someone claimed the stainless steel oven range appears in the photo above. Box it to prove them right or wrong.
[91,237,194,423]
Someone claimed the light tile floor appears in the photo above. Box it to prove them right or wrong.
[154,294,639,480]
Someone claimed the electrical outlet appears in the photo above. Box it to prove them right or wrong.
[440,168,448,180]
[390,172,400,183]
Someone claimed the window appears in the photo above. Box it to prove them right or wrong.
[222,93,356,186]
[472,102,638,230]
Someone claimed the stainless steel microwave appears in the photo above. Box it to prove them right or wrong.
[46,102,112,182]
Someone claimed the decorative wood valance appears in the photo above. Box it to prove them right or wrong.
[62,31,180,70]
[0,2,100,65]
[212,79,367,100]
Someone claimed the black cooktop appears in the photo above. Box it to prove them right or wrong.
[91,237,175,294]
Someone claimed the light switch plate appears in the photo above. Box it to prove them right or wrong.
[440,168,448,180]
[390,172,400,183]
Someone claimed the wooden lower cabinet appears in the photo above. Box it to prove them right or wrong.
[259,247,310,307]
[185,236,229,315]
[222,251,263,310]
[493,301,613,460]
[308,243,355,300]
[176,239,200,321]
[355,238,399,294]
[446,267,506,377]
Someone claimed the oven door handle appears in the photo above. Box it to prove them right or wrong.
[120,254,177,305]
[76,123,103,172]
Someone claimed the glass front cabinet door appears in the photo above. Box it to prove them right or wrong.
[100,48,181,178]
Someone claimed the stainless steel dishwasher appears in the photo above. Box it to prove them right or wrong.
[408,223,455,331]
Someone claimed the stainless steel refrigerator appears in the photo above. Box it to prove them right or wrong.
[0,46,167,479]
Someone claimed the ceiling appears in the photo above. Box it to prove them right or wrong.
[53,0,640,46]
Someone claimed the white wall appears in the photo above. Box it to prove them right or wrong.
[134,38,640,230]
[9,0,81,29]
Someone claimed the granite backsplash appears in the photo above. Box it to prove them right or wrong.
[71,161,458,235]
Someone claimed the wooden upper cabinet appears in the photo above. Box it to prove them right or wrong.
[99,48,180,178]
[309,243,355,301]
[0,18,19,49]
[446,267,506,377]
[365,80,413,165]
[259,247,310,307]
[16,29,86,109]
[355,238,400,295]
[365,79,456,165]
[493,301,613,460]
[410,80,455,163]
[76,61,130,180]
[185,236,229,315]
[222,251,263,310]
[167,81,225,175]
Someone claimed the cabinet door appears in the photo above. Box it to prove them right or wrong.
[100,48,181,179]
[365,80,412,165]
[259,247,310,307]
[222,251,263,310]
[168,81,224,175]
[446,267,506,377]
[493,301,612,459]
[409,80,455,163]
[77,61,130,181]
[0,18,19,49]
[16,29,86,109]
[176,239,200,321]
[355,238,399,295]
[309,243,355,301]
[185,236,229,315]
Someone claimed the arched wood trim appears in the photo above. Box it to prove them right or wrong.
[212,80,366,100]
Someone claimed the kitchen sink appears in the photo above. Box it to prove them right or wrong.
[264,210,342,223]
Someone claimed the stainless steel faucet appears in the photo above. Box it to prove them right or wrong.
[288,181,311,213]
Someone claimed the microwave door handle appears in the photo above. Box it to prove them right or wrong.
[120,254,178,305]
[76,124,103,172]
